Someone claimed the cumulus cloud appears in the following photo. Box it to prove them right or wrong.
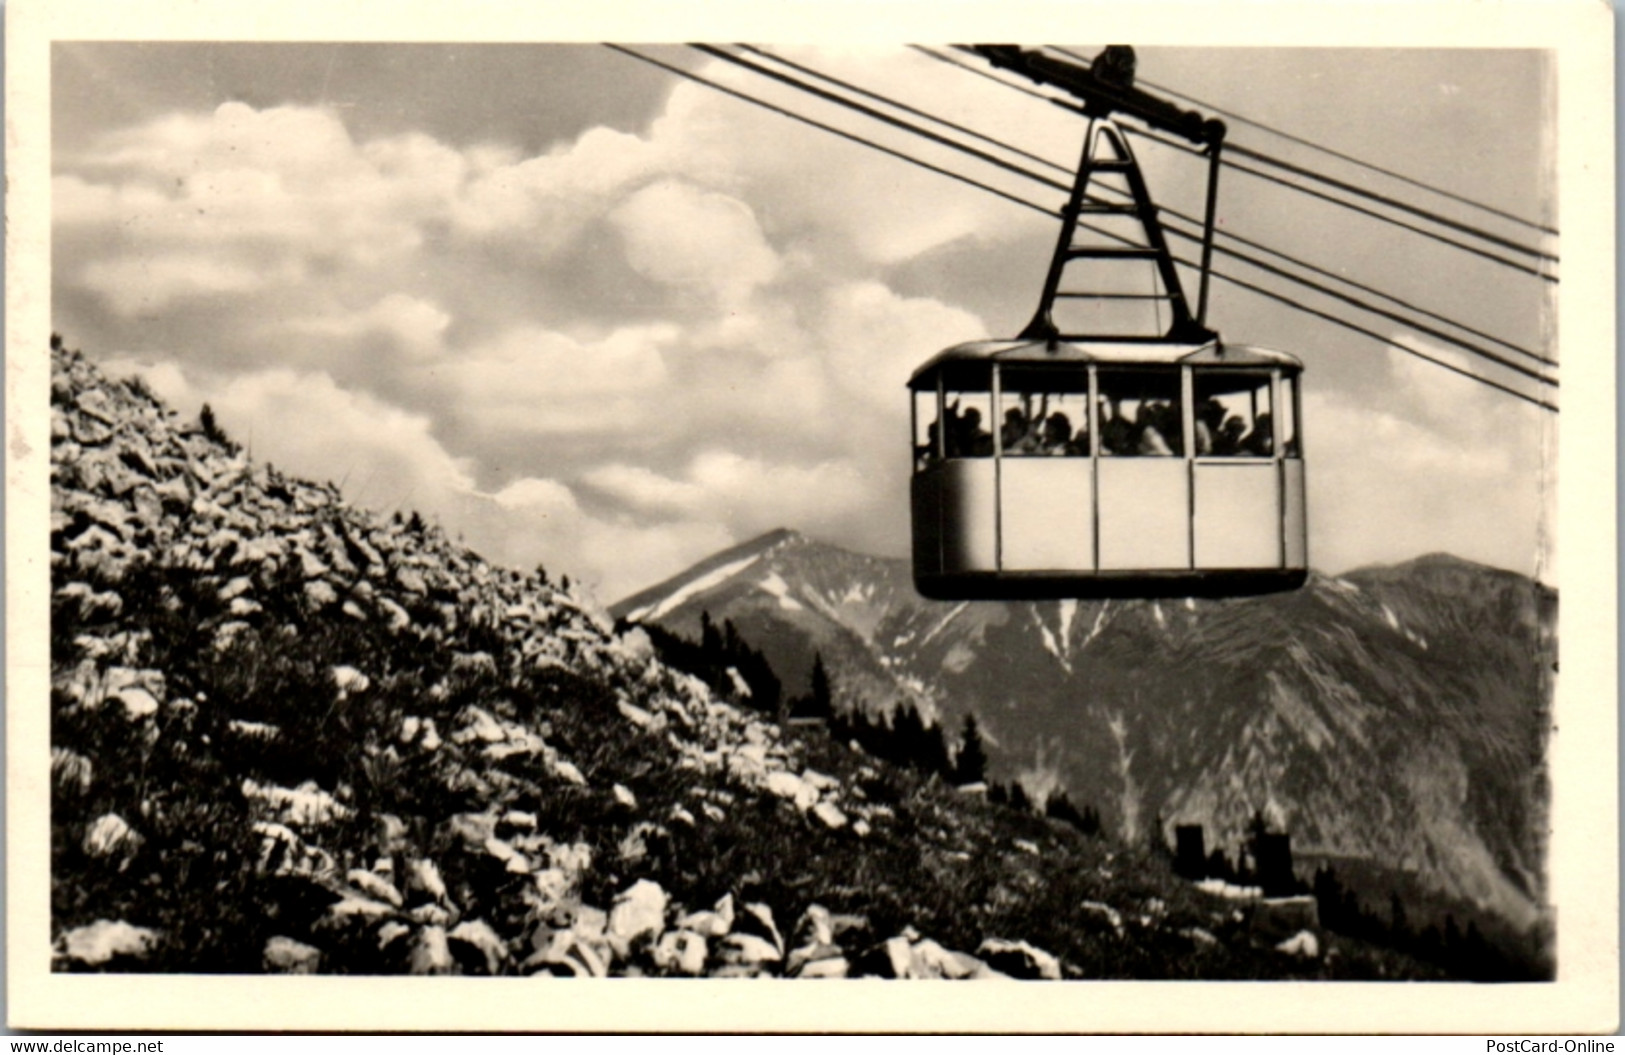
[1302,337,1550,579]
[608,180,781,304]
[282,293,453,360]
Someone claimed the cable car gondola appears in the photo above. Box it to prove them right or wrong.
[909,46,1307,600]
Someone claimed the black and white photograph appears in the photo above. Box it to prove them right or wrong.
[6,0,1617,1035]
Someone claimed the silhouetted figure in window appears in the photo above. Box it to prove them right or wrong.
[1137,402,1174,456]
[1242,411,1274,456]
[1001,407,1028,452]
[1195,398,1226,455]
[1003,406,1045,454]
[1100,398,1137,456]
[1041,411,1081,455]
[949,406,991,457]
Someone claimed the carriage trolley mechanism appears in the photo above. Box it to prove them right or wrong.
[909,45,1307,601]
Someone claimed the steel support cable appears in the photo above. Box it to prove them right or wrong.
[737,44,1073,178]
[713,43,1555,371]
[1159,221,1554,386]
[1068,211,1560,408]
[602,45,1056,220]
[928,43,1555,278]
[1058,207,1559,405]
[1223,140,1558,260]
[1204,268,1558,411]
[950,42,1557,267]
[690,44,1073,195]
[608,45,1557,412]
[1123,126,1555,282]
[1043,44,1559,238]
[1127,188,1554,367]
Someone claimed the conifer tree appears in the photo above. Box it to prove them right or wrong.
[807,652,833,721]
[953,712,988,785]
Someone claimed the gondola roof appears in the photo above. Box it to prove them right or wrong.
[908,338,1303,385]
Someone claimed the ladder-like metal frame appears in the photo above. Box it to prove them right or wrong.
[1021,120,1207,343]
[972,45,1227,347]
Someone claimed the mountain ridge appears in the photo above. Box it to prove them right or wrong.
[613,527,1555,936]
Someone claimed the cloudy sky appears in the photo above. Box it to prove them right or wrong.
[51,42,1557,602]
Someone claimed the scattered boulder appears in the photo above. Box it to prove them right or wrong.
[911,939,999,980]
[1275,930,1320,959]
[1181,926,1219,948]
[347,869,404,908]
[1249,896,1321,944]
[51,748,93,796]
[409,925,456,975]
[653,930,708,976]
[811,801,848,830]
[56,920,161,967]
[977,937,1062,980]
[448,919,509,974]
[737,901,784,956]
[678,893,735,938]
[1080,900,1124,935]
[797,956,850,979]
[263,936,322,974]
[721,933,782,966]
[82,813,140,859]
[608,879,669,955]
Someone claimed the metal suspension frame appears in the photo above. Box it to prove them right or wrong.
[973,45,1227,345]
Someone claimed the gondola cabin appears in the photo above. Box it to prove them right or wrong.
[908,45,1309,600]
[909,339,1307,599]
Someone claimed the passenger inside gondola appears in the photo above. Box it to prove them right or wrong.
[1100,398,1134,455]
[946,404,992,457]
[1098,371,1183,456]
[1041,411,1086,455]
[1192,371,1273,458]
[998,384,1086,456]
[1242,411,1273,456]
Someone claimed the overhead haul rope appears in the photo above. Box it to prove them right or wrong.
[604,44,1558,412]
[1122,127,1556,281]
[738,43,1555,372]
[1043,44,1558,238]
[735,43,1068,177]
[937,44,1557,273]
[601,45,1055,219]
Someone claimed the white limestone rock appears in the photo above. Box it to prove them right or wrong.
[57,920,161,966]
[263,936,322,974]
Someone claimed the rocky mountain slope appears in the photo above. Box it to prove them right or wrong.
[47,340,1443,979]
[612,530,1556,939]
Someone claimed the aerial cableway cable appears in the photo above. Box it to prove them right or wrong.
[605,44,1557,412]
[737,43,1555,372]
[688,44,1074,195]
[1120,126,1556,281]
[711,43,1556,385]
[941,43,1558,273]
[601,45,1055,219]
[1156,218,1554,386]
[735,43,1068,178]
[1043,44,1559,238]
